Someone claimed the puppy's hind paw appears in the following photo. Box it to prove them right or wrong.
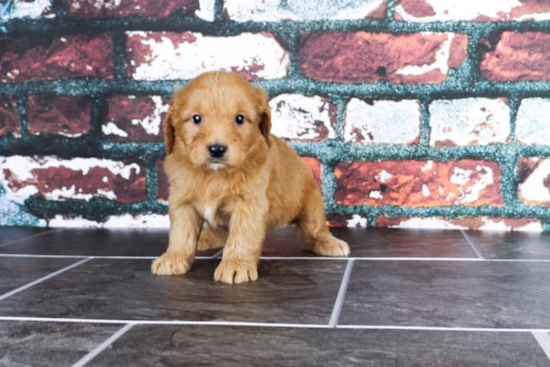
[313,236,350,257]
[214,259,258,284]
[197,228,226,251]
[151,252,192,275]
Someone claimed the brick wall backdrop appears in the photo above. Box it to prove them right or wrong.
[1,0,550,231]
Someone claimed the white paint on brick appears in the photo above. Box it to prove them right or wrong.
[395,0,525,22]
[450,167,472,186]
[224,0,384,22]
[345,214,368,228]
[102,122,129,138]
[0,156,141,203]
[449,165,494,205]
[396,33,455,77]
[384,216,542,231]
[4,0,53,20]
[270,94,336,140]
[421,161,434,172]
[376,170,393,183]
[429,98,510,146]
[195,0,215,21]
[422,184,430,197]
[130,96,168,136]
[476,218,543,232]
[369,191,383,200]
[344,99,421,145]
[515,11,550,21]
[388,217,466,230]
[516,98,550,145]
[519,159,550,205]
[48,214,170,228]
[129,32,289,80]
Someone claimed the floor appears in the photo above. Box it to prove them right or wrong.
[0,227,550,366]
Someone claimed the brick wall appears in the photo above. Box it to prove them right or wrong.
[1,0,550,231]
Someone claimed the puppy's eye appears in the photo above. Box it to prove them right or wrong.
[235,114,245,125]
[192,114,202,124]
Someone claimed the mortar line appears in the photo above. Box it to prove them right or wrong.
[532,331,550,360]
[72,323,136,367]
[0,228,63,249]
[329,259,355,327]
[0,257,92,302]
[460,230,485,260]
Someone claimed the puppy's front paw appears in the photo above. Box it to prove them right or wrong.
[151,252,192,275]
[313,236,350,257]
[214,259,258,284]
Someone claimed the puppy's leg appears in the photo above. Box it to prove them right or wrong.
[296,182,350,257]
[197,225,228,251]
[152,204,203,275]
[214,198,267,284]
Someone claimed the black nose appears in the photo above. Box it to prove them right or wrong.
[208,145,227,158]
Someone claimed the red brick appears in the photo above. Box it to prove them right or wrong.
[377,216,541,231]
[518,157,550,206]
[0,34,114,83]
[103,96,169,142]
[300,157,322,190]
[450,217,542,231]
[270,94,337,141]
[157,160,169,202]
[224,0,386,21]
[326,214,368,228]
[299,32,467,84]
[0,156,146,204]
[68,0,199,18]
[28,95,91,137]
[6,0,54,20]
[481,32,550,82]
[396,0,550,21]
[0,99,20,137]
[335,160,502,207]
[126,32,289,81]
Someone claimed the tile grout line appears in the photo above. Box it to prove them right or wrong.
[1,316,550,333]
[532,331,550,360]
[0,316,328,328]
[0,254,213,260]
[210,249,224,259]
[209,256,486,261]
[328,258,355,328]
[337,325,550,333]
[71,323,136,367]
[460,230,485,260]
[3,253,550,262]
[0,257,93,302]
[0,228,64,249]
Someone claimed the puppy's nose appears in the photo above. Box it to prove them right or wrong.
[208,145,227,158]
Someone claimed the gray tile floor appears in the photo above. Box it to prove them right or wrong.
[0,227,550,366]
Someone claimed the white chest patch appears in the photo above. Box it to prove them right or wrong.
[203,205,217,227]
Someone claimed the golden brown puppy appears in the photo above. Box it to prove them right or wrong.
[152,71,350,284]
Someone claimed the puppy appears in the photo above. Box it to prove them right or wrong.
[152,71,350,284]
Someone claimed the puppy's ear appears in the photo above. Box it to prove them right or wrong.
[163,106,175,154]
[257,88,272,146]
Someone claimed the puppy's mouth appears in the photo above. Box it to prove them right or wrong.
[207,159,228,171]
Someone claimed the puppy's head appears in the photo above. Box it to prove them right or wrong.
[164,71,271,171]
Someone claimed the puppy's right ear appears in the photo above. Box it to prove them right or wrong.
[163,106,175,155]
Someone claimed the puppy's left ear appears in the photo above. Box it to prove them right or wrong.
[163,106,175,154]
[257,88,272,146]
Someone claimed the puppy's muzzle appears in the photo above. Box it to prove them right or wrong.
[208,144,227,158]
